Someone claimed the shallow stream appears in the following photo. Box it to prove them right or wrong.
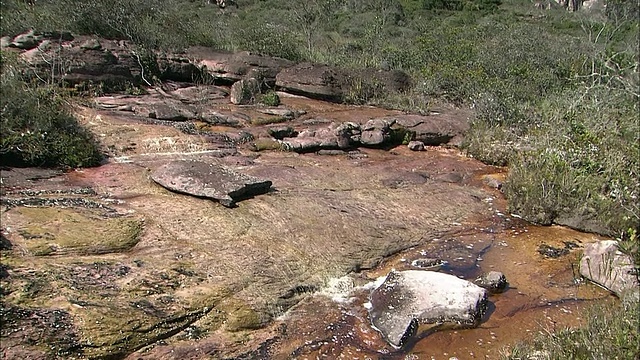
[268,184,613,359]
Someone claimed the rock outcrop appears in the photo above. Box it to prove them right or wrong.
[19,39,138,87]
[273,114,465,152]
[368,270,488,347]
[275,63,411,102]
[230,78,261,105]
[191,48,294,86]
[580,240,639,298]
[151,160,272,207]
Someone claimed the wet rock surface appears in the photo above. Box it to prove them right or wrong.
[369,270,488,347]
[475,271,509,294]
[0,89,491,358]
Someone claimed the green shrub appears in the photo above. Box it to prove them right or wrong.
[343,77,385,105]
[227,17,303,61]
[259,91,281,106]
[502,86,639,235]
[0,52,103,168]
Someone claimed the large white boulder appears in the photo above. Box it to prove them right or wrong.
[368,270,488,347]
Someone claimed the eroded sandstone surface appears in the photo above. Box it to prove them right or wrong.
[0,33,618,359]
[0,80,495,359]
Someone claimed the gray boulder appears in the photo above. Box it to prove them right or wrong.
[276,62,343,101]
[256,108,305,120]
[360,118,394,147]
[410,258,444,269]
[230,78,261,105]
[281,131,339,152]
[474,271,508,294]
[407,141,425,151]
[198,110,243,127]
[280,123,359,152]
[580,240,639,298]
[268,126,297,140]
[149,104,196,121]
[369,270,488,348]
[394,114,469,146]
[151,160,272,207]
[170,85,229,103]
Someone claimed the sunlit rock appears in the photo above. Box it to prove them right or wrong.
[151,160,272,207]
[407,140,425,151]
[580,240,639,298]
[369,270,488,347]
[474,271,508,294]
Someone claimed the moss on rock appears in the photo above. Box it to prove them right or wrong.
[12,207,142,256]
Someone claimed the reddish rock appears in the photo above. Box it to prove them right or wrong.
[151,160,272,207]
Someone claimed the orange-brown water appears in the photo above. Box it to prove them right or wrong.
[269,201,613,360]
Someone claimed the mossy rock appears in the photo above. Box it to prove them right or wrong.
[249,138,283,152]
[251,116,289,126]
[12,207,143,256]
[220,298,268,332]
[76,285,230,358]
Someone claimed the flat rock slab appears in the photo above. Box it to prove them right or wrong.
[151,160,272,207]
[369,270,488,348]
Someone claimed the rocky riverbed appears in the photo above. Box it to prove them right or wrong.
[0,88,616,359]
[0,32,622,359]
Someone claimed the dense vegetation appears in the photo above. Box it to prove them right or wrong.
[0,52,103,168]
[503,296,639,359]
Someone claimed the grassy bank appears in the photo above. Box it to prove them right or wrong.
[502,296,640,359]
[0,52,103,168]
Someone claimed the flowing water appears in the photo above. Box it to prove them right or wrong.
[266,175,613,360]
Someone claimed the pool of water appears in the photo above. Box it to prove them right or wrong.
[268,206,613,359]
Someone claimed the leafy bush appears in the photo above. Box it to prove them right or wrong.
[502,86,639,235]
[227,18,303,61]
[0,52,102,168]
[259,91,281,106]
[462,9,639,237]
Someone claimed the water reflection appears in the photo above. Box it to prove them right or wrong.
[272,213,613,359]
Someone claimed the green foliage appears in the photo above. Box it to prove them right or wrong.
[343,77,385,105]
[498,85,639,235]
[0,52,102,168]
[618,228,639,268]
[503,297,640,359]
[422,0,501,12]
[462,7,639,237]
[1,0,223,50]
[259,91,281,106]
[228,19,303,61]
